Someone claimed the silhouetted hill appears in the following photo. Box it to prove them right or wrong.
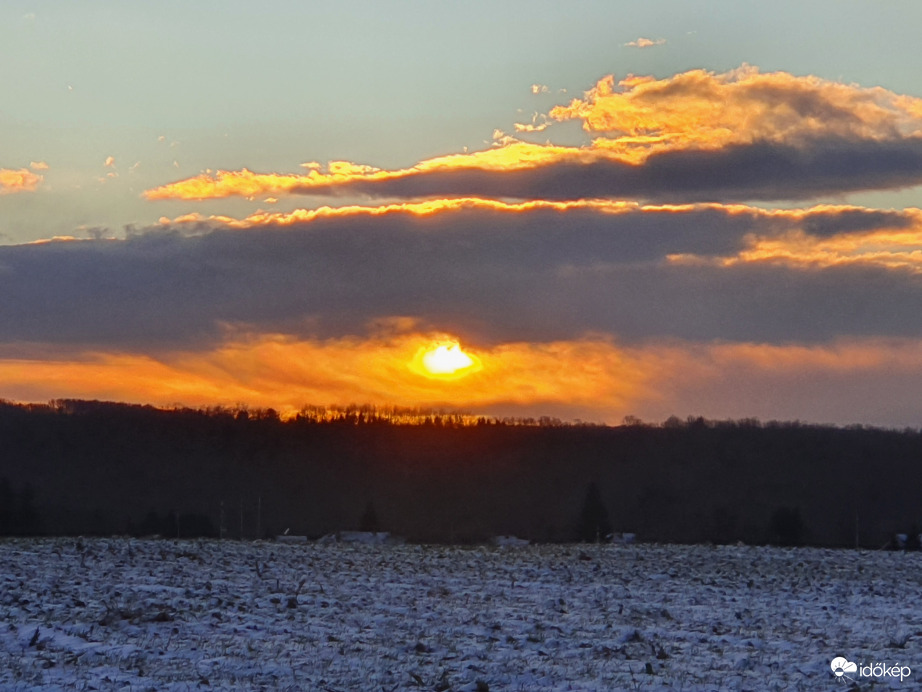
[1,400,919,546]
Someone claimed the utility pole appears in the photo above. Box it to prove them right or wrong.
[256,496,262,540]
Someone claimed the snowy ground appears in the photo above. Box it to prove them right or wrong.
[1,539,920,691]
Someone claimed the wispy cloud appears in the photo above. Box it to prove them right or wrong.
[514,112,551,133]
[625,37,666,48]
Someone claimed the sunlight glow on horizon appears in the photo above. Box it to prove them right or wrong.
[5,2,922,428]
[2,330,921,426]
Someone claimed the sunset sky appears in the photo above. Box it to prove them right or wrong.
[3,1,922,426]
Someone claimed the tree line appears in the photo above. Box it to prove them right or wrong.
[1,399,920,547]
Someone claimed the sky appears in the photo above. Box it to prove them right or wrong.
[3,0,922,426]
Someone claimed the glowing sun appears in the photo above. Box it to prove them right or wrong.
[411,341,482,380]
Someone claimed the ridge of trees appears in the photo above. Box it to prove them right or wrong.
[1,399,920,546]
[14,399,914,434]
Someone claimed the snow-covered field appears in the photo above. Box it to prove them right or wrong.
[1,539,920,691]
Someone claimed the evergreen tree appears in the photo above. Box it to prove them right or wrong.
[578,482,612,542]
[15,483,40,535]
[0,477,13,535]
[359,501,380,533]
[770,506,805,546]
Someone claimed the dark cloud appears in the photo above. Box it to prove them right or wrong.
[289,137,922,203]
[801,207,915,237]
[1,204,921,351]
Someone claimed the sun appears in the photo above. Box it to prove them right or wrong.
[410,340,483,380]
[424,343,474,373]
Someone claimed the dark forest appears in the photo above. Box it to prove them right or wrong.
[1,399,920,547]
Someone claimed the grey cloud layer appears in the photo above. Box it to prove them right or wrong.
[293,137,922,203]
[1,205,921,351]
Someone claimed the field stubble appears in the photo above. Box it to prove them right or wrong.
[1,538,920,691]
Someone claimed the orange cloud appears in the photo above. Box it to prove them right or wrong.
[724,228,922,273]
[668,205,922,273]
[165,197,914,242]
[161,197,654,229]
[142,139,592,201]
[0,168,42,195]
[144,168,307,200]
[550,65,922,158]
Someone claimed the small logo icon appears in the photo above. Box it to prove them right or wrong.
[830,657,858,679]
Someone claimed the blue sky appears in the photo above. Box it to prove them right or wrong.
[3,1,922,425]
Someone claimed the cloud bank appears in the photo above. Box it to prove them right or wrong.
[2,200,921,352]
[144,67,922,204]
[3,196,922,423]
